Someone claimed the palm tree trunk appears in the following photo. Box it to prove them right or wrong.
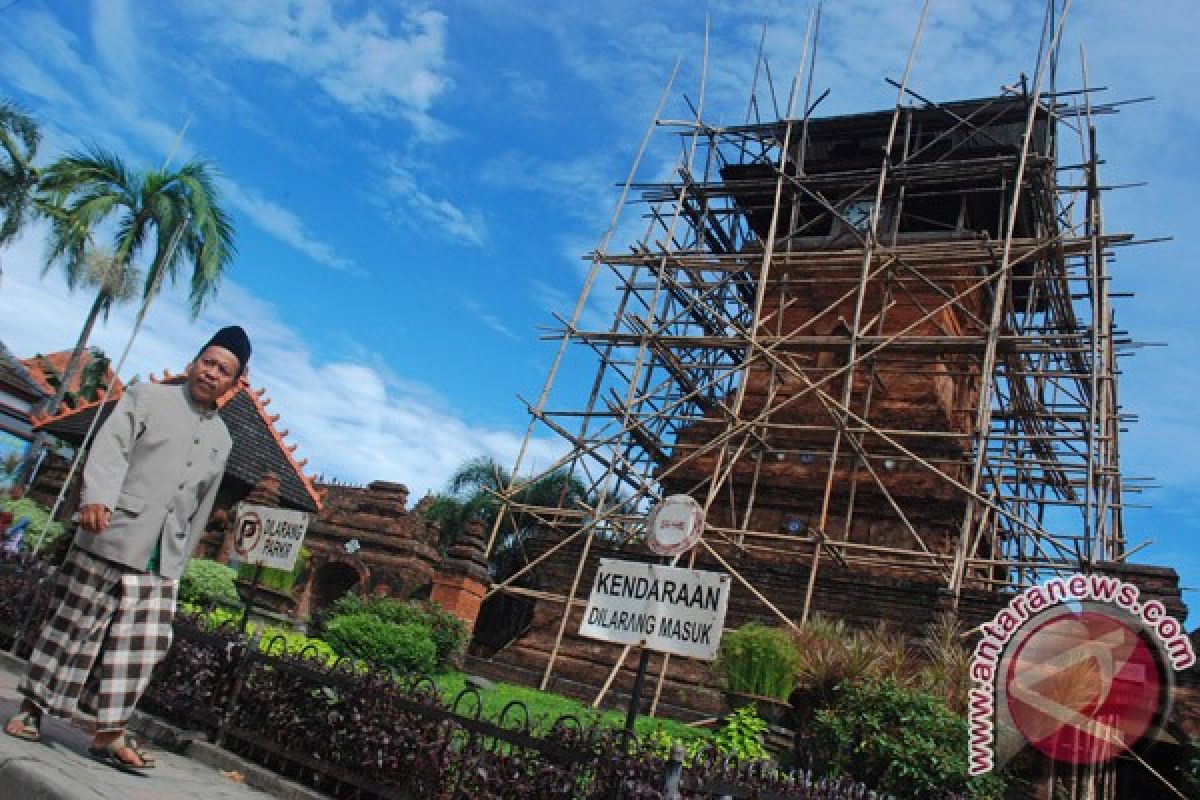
[47,290,107,415]
[17,289,107,489]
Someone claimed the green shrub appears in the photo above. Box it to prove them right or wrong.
[805,679,1005,800]
[183,603,341,666]
[257,624,339,665]
[334,594,421,625]
[322,613,437,674]
[713,622,798,701]
[638,722,714,761]
[2,496,65,553]
[181,603,240,629]
[330,595,467,669]
[420,601,469,667]
[179,559,241,607]
[713,704,770,762]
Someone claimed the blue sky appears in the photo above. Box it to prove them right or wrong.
[0,1,1196,614]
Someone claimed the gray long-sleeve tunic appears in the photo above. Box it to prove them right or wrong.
[75,381,232,580]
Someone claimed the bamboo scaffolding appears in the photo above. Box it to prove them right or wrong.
[478,2,1135,751]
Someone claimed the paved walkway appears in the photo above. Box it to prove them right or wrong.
[0,652,322,800]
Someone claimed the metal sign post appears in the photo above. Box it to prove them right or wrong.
[616,495,713,736]
[623,556,664,738]
[574,496,719,735]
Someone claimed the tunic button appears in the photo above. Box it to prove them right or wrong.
[186,461,192,467]
[194,438,199,444]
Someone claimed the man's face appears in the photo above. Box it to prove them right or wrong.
[186,345,240,406]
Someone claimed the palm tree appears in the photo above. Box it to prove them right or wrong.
[36,146,236,420]
[0,100,42,275]
[18,147,234,488]
[424,456,591,577]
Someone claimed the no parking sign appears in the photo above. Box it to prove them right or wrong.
[233,503,310,571]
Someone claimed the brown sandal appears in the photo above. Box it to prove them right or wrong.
[89,733,156,773]
[4,709,41,742]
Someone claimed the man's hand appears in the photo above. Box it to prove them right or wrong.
[79,504,111,533]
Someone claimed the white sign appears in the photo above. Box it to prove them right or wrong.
[579,558,730,660]
[234,503,310,571]
[645,494,705,556]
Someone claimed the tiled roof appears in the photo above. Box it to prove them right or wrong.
[215,379,322,513]
[0,341,48,401]
[32,373,321,512]
[20,349,121,398]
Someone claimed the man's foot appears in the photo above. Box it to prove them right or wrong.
[4,703,42,742]
[89,732,156,773]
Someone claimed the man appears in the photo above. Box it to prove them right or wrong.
[4,326,250,772]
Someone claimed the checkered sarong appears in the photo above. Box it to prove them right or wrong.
[21,547,176,732]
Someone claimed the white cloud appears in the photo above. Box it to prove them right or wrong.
[459,297,519,341]
[91,0,139,88]
[0,6,358,277]
[378,157,487,246]
[219,180,358,274]
[178,0,452,138]
[479,150,617,225]
[0,225,562,498]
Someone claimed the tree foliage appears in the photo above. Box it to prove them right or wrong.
[0,99,41,248]
[806,679,1006,800]
[33,146,236,425]
[422,456,591,579]
[39,146,235,316]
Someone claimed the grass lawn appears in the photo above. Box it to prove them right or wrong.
[432,672,712,748]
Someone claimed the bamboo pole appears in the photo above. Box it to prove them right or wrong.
[950,0,1076,599]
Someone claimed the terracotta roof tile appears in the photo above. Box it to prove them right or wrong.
[19,349,121,398]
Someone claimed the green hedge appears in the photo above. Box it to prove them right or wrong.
[179,559,241,607]
[332,595,467,668]
[322,613,438,674]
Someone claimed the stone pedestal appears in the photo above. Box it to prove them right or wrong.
[430,574,488,631]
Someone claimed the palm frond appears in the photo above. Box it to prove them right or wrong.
[448,456,511,497]
[41,214,89,286]
[0,100,41,156]
[0,100,42,246]
[35,144,236,333]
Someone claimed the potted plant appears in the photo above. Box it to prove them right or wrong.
[712,622,799,728]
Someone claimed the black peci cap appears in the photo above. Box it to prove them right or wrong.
[199,325,252,376]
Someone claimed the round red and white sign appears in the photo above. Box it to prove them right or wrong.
[645,495,705,556]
